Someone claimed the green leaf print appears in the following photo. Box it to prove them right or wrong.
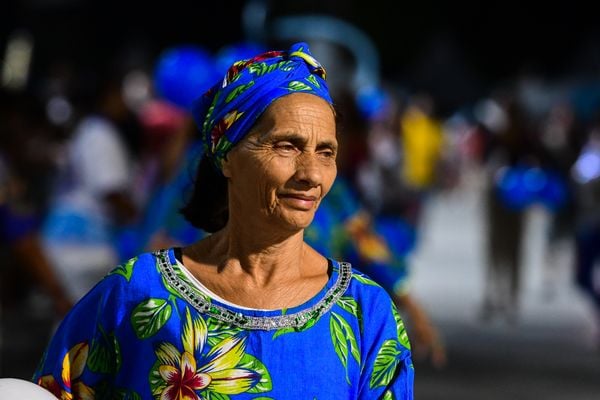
[225,81,255,103]
[306,74,320,88]
[370,339,401,389]
[203,91,222,133]
[392,306,411,350]
[249,62,280,76]
[336,296,359,317]
[288,80,313,92]
[131,298,172,339]
[278,60,295,72]
[330,313,349,377]
[352,273,379,286]
[337,296,363,333]
[229,71,243,84]
[339,313,360,365]
[214,136,233,154]
[109,256,138,281]
[206,318,243,347]
[382,390,395,400]
[299,314,319,330]
[149,360,166,398]
[87,326,121,374]
[330,312,361,383]
[248,62,266,75]
[272,327,294,339]
[239,354,273,393]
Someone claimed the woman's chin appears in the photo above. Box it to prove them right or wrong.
[271,208,316,232]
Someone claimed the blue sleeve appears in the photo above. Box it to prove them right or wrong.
[33,261,131,399]
[354,274,414,399]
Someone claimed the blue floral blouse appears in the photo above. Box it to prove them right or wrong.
[34,248,414,399]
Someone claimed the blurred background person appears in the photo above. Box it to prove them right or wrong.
[397,92,447,227]
[125,100,203,255]
[40,71,139,304]
[475,89,535,323]
[115,44,226,258]
[0,91,72,318]
[571,115,600,346]
[0,89,73,378]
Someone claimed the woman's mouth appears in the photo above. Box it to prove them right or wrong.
[279,193,318,210]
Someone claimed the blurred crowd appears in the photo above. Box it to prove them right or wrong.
[2,33,600,379]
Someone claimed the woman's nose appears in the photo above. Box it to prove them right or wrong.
[293,153,322,187]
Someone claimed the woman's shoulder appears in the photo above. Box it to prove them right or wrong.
[109,249,163,274]
[99,248,174,292]
[332,260,399,316]
[331,259,390,300]
[330,259,409,347]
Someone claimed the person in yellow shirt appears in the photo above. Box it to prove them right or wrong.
[400,93,445,190]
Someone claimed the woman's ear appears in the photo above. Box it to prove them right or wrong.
[221,155,232,178]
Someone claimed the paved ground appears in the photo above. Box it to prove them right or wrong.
[2,172,599,398]
[410,173,600,399]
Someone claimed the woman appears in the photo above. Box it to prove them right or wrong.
[34,43,414,399]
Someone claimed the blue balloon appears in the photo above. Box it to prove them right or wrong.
[495,166,536,210]
[523,167,548,195]
[154,45,219,112]
[355,85,391,120]
[215,42,267,75]
[495,166,568,211]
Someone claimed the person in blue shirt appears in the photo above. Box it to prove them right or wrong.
[34,43,413,400]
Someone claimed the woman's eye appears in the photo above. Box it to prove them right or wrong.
[319,149,336,158]
[274,142,296,152]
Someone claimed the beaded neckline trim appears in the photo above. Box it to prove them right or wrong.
[155,249,352,331]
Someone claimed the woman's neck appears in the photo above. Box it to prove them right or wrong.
[183,223,328,309]
[213,222,308,287]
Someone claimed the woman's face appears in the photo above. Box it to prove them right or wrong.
[222,93,338,232]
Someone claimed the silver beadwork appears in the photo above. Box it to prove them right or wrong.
[154,249,352,331]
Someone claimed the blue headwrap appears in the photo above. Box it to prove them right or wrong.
[192,42,333,168]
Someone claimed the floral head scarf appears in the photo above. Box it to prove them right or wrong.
[192,42,333,168]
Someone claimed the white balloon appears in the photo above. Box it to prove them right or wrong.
[0,378,58,399]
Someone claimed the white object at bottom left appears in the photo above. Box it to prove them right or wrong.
[0,378,58,399]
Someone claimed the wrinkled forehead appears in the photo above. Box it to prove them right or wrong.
[249,93,337,138]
